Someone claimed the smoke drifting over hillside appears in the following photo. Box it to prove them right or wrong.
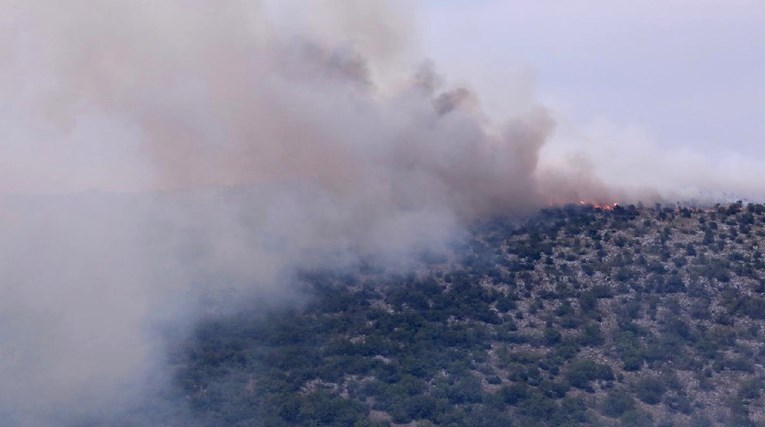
[0,1,640,425]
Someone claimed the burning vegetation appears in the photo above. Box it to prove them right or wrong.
[579,201,621,212]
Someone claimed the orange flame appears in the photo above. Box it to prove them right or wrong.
[592,202,619,211]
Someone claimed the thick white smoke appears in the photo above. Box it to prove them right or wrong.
[0,1,615,425]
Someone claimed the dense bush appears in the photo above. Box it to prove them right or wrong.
[601,389,636,417]
[565,359,614,390]
[633,376,667,404]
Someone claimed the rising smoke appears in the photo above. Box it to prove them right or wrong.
[0,1,616,425]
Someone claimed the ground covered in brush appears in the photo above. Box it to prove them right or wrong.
[172,202,765,426]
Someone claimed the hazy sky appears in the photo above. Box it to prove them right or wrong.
[419,0,765,199]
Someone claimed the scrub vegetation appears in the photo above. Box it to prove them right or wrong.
[173,202,765,426]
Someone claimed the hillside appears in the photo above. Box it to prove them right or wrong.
[172,202,765,426]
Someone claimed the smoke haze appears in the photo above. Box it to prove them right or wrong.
[0,0,737,425]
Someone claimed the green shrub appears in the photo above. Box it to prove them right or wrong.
[566,359,614,390]
[634,376,666,405]
[620,409,654,427]
[601,390,636,417]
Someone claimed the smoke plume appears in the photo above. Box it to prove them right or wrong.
[0,1,615,425]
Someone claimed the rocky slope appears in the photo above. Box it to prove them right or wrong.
[173,202,765,426]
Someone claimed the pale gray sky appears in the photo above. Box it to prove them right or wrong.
[418,0,765,200]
